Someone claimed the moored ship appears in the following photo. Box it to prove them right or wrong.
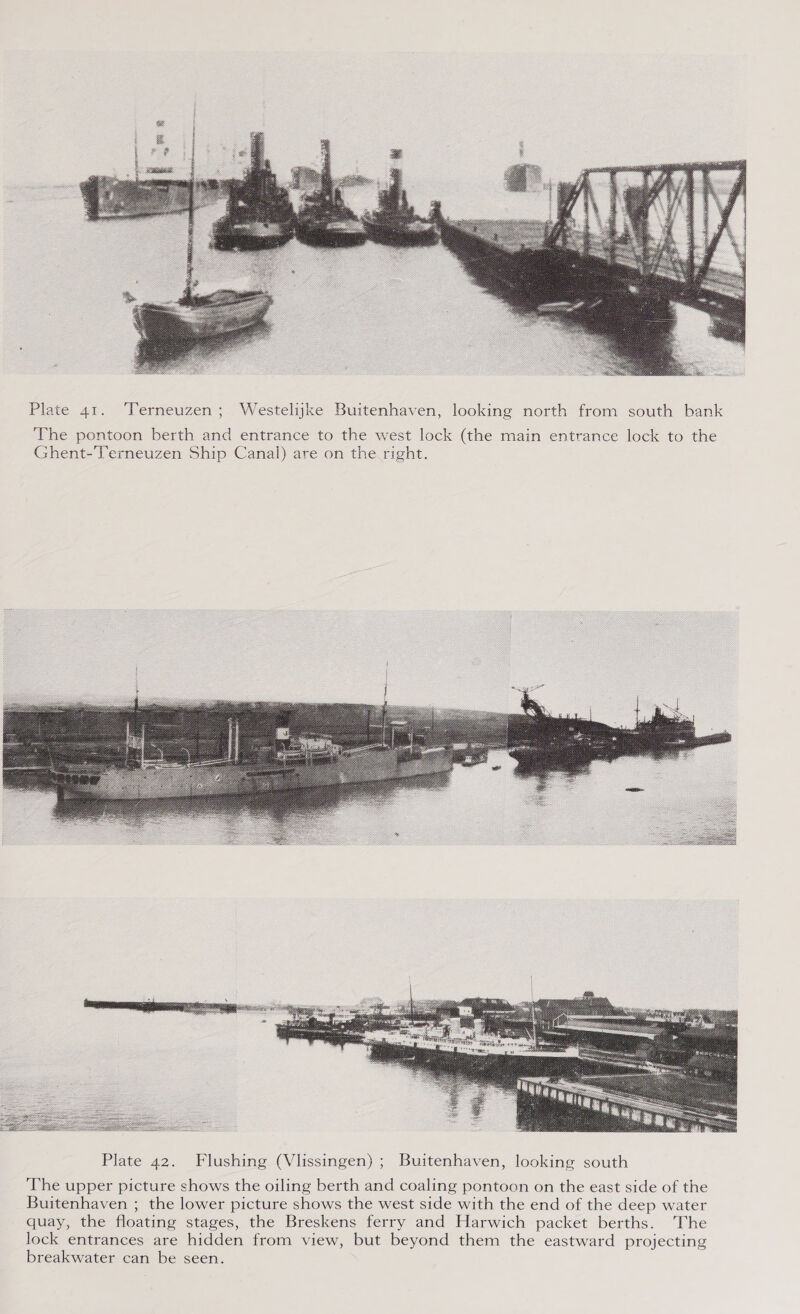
[295,140,367,247]
[49,707,451,803]
[366,1024,588,1081]
[504,140,543,193]
[362,149,438,245]
[211,131,294,249]
[81,116,222,220]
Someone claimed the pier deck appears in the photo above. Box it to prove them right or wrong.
[517,1074,736,1132]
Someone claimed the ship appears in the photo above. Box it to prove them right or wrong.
[362,149,438,245]
[508,684,617,769]
[80,115,222,220]
[336,171,373,188]
[291,165,321,192]
[295,140,367,247]
[49,697,451,803]
[365,1023,592,1082]
[504,140,543,193]
[508,685,731,765]
[211,131,294,249]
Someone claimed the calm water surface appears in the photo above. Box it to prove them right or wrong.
[4,183,743,375]
[3,745,736,844]
[1,1007,517,1132]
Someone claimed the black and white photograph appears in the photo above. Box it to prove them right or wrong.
[4,52,745,375]
[0,898,738,1134]
[3,609,737,846]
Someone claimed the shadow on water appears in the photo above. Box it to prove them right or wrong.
[441,240,695,374]
[132,317,274,374]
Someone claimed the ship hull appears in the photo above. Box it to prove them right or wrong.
[296,219,367,247]
[51,745,452,801]
[362,215,438,245]
[368,1038,585,1081]
[80,175,221,220]
[131,292,272,342]
[212,219,294,250]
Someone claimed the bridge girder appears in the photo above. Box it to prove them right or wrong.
[546,161,745,313]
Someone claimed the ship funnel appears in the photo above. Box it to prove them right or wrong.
[250,131,265,174]
[389,148,403,211]
[320,138,333,203]
[275,709,292,752]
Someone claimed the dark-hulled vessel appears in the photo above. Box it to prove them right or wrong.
[295,140,367,247]
[362,149,438,245]
[508,685,731,767]
[504,140,543,193]
[81,116,222,220]
[211,131,294,250]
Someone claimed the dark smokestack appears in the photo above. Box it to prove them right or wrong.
[320,138,332,203]
[250,131,265,174]
[389,148,403,211]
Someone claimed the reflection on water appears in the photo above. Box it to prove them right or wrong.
[4,745,736,844]
[4,183,744,375]
[1,1008,519,1132]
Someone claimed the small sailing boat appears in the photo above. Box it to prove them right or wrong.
[127,99,272,343]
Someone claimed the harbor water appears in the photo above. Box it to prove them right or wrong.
[3,744,736,844]
[1,1006,518,1133]
[4,183,744,376]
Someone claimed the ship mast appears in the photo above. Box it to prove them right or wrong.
[381,662,389,747]
[183,96,197,305]
[133,96,139,182]
[409,978,414,1021]
[529,974,537,1047]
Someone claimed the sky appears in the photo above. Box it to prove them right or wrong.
[0,899,738,1016]
[3,52,745,188]
[3,609,737,729]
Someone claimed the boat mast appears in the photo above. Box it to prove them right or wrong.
[409,978,414,1021]
[126,664,139,765]
[381,662,389,747]
[529,975,537,1046]
[133,97,139,182]
[183,96,197,304]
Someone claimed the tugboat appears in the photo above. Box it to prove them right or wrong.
[295,140,367,247]
[211,131,294,250]
[362,149,438,245]
[126,101,272,343]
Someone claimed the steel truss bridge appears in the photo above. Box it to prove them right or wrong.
[546,160,745,331]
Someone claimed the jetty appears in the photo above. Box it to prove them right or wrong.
[517,1074,736,1133]
[83,998,269,1014]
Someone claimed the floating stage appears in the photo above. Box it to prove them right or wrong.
[276,1021,365,1045]
[437,218,563,302]
[517,1073,736,1133]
